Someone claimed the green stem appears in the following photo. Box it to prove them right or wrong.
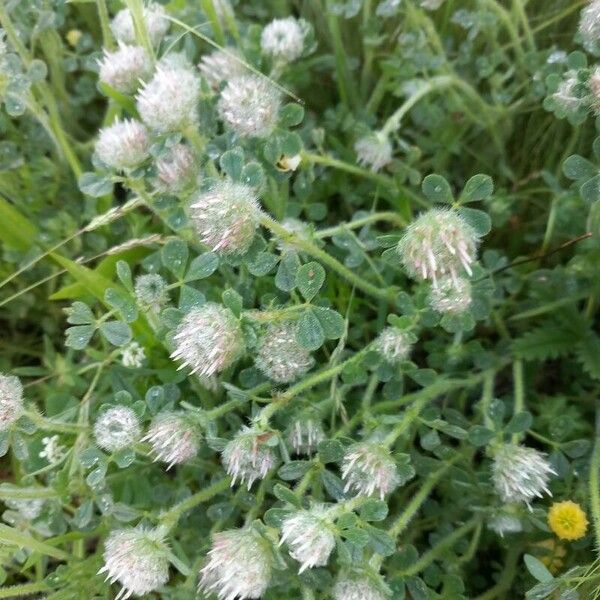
[325,0,355,108]
[511,360,524,444]
[96,0,115,50]
[25,410,87,434]
[481,371,494,429]
[590,403,600,552]
[0,582,50,599]
[125,0,155,60]
[316,211,405,238]
[201,0,225,46]
[260,215,396,302]
[160,478,230,531]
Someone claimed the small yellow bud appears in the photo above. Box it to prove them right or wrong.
[548,500,588,541]
[66,29,82,48]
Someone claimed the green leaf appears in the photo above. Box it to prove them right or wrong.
[317,439,344,463]
[313,307,345,339]
[359,499,388,522]
[587,200,600,246]
[505,411,533,434]
[0,524,70,560]
[222,289,243,317]
[78,172,113,197]
[220,147,244,181]
[422,174,453,204]
[365,525,395,556]
[65,325,95,350]
[116,260,134,291]
[524,554,554,584]
[275,251,300,292]
[513,325,582,360]
[296,261,326,301]
[580,174,600,204]
[240,162,265,189]
[577,333,600,380]
[247,252,278,276]
[461,174,494,202]
[162,239,188,279]
[341,527,370,547]
[296,309,325,350]
[468,426,495,446]
[279,103,305,127]
[186,252,219,281]
[0,196,38,251]
[105,288,138,323]
[273,483,301,507]
[278,461,310,481]
[562,155,597,181]
[65,301,94,325]
[99,321,132,347]
[458,207,492,236]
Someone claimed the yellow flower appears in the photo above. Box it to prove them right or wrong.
[66,30,82,48]
[548,501,588,541]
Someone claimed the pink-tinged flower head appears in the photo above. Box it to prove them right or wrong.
[170,303,244,376]
[98,42,153,94]
[142,411,200,469]
[154,143,196,193]
[287,416,325,455]
[110,3,169,47]
[217,75,281,138]
[95,119,150,171]
[492,443,556,506]
[280,506,335,573]
[397,208,480,286]
[579,0,600,56]
[190,180,261,255]
[199,528,273,600]
[99,527,169,599]
[0,374,23,432]
[221,427,278,489]
[341,442,399,499]
[428,276,472,314]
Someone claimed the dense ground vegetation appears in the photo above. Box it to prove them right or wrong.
[1,0,600,598]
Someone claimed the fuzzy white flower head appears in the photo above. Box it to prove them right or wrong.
[5,498,45,520]
[287,416,325,455]
[198,48,246,89]
[121,342,146,368]
[579,0,600,56]
[39,435,66,464]
[552,71,584,114]
[154,143,196,193]
[134,273,168,312]
[374,326,413,365]
[94,405,141,453]
[397,208,480,285]
[136,59,200,132]
[428,277,472,314]
[341,442,399,499]
[589,66,600,105]
[0,374,23,431]
[276,218,311,253]
[99,527,169,600]
[333,569,390,600]
[142,412,200,468]
[95,119,150,171]
[420,0,445,9]
[280,506,335,573]
[170,303,244,376]
[255,321,315,383]
[221,427,278,489]
[355,132,393,172]
[190,180,261,255]
[199,528,273,600]
[110,3,169,47]
[217,75,281,138]
[488,512,523,537]
[261,17,305,62]
[98,42,152,94]
[492,443,556,506]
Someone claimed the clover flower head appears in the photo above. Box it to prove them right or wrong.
[198,48,246,89]
[190,179,261,255]
[428,276,472,314]
[134,273,168,311]
[142,411,200,468]
[221,427,278,489]
[121,342,146,368]
[260,17,305,62]
[287,416,325,455]
[487,509,523,537]
[579,0,600,56]
[136,59,200,132]
[199,527,273,600]
[548,500,588,541]
[110,3,169,47]
[492,443,556,506]
[552,71,585,114]
[255,321,314,383]
[355,132,393,172]
[0,374,23,432]
[98,42,152,94]
[217,75,281,138]
[276,218,310,253]
[94,405,141,453]
[397,208,479,285]
[280,506,335,573]
[99,527,170,600]
[154,143,196,192]
[341,442,399,499]
[171,303,244,376]
[333,569,390,600]
[39,435,66,464]
[95,119,150,170]
[6,497,45,520]
[374,327,413,365]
